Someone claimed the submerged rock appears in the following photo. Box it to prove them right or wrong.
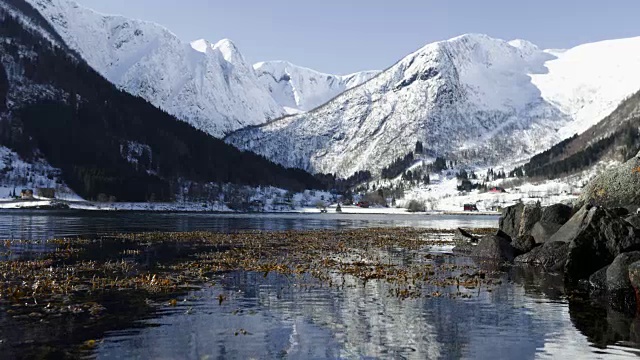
[453,228,479,244]
[452,243,475,254]
[474,235,516,262]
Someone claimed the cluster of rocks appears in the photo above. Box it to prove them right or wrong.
[454,201,640,311]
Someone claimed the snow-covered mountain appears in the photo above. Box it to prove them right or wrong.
[227,34,640,177]
[23,0,285,137]
[0,0,327,201]
[254,61,379,113]
[21,0,379,137]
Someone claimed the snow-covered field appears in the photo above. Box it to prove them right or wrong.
[396,168,606,212]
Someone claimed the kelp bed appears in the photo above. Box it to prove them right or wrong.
[0,227,500,357]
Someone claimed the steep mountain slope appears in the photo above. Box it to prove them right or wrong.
[254,61,379,113]
[24,0,285,137]
[227,35,640,178]
[519,89,640,179]
[0,0,323,201]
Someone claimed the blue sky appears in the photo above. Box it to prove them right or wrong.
[74,0,639,74]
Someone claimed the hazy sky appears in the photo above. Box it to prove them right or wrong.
[74,0,639,74]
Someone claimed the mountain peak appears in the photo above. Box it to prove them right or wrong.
[190,38,211,53]
[508,39,539,50]
[212,38,245,64]
[228,34,640,179]
[448,33,493,42]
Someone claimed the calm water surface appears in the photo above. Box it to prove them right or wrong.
[0,210,499,240]
[1,210,640,359]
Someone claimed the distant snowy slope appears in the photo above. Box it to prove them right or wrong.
[228,34,640,178]
[25,0,286,137]
[254,61,380,112]
[532,37,640,138]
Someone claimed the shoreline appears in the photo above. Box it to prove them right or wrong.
[0,206,501,216]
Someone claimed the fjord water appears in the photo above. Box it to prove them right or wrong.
[0,210,499,240]
[2,211,640,359]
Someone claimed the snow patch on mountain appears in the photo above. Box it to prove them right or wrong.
[532,36,640,138]
[254,60,380,112]
[228,34,640,178]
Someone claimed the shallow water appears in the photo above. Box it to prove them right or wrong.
[92,269,640,360]
[2,211,640,359]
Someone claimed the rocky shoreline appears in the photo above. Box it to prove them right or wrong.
[454,152,640,315]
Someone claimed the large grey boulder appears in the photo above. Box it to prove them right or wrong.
[499,203,542,239]
[514,241,569,272]
[559,206,640,281]
[541,203,573,225]
[519,204,542,237]
[499,203,524,239]
[511,235,536,255]
[493,229,512,242]
[530,203,574,243]
[607,251,640,293]
[530,221,563,244]
[547,205,592,244]
[584,253,640,313]
[578,151,640,208]
[473,235,516,262]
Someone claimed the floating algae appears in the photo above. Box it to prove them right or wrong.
[0,227,500,357]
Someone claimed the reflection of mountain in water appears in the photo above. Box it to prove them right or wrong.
[95,250,640,359]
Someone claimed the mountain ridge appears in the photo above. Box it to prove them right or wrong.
[254,60,380,113]
[22,0,380,137]
[227,33,640,178]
